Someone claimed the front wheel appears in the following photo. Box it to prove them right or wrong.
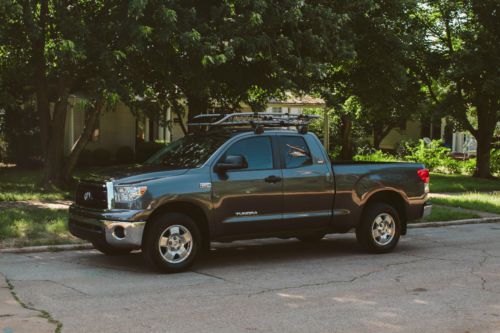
[356,203,401,253]
[143,213,202,273]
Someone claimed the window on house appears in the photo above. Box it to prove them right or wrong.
[271,107,282,113]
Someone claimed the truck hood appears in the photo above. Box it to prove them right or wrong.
[81,164,189,184]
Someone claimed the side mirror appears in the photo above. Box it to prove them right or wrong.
[215,155,248,173]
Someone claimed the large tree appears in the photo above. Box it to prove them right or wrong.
[0,1,148,186]
[413,0,499,178]
[318,0,424,158]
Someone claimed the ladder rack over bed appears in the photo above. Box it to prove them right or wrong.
[188,112,319,134]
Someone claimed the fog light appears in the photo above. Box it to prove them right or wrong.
[113,226,126,239]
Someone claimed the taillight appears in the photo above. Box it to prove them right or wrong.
[417,168,430,183]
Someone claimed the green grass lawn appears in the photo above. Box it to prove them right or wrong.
[0,207,84,248]
[432,192,500,215]
[417,205,480,222]
[0,168,71,201]
[430,173,500,193]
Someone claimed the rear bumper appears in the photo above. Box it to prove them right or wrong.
[422,202,432,218]
[69,205,145,248]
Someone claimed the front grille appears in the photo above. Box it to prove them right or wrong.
[75,182,108,209]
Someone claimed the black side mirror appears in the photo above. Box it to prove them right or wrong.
[215,155,248,173]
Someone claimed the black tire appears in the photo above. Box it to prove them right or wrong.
[356,203,401,253]
[143,212,202,273]
[296,232,326,242]
[92,241,133,256]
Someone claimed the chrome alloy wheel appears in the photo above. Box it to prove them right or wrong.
[371,213,396,246]
[158,225,193,264]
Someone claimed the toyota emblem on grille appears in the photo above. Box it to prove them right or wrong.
[83,192,93,201]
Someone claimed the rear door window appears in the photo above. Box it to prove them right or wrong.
[279,136,313,169]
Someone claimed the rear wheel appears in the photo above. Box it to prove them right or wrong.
[92,241,133,256]
[356,203,401,253]
[143,212,202,273]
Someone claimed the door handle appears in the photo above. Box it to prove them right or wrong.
[264,175,282,183]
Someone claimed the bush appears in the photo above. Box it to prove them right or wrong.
[404,139,450,171]
[461,158,476,175]
[76,149,93,167]
[353,150,399,162]
[435,157,461,174]
[3,104,43,168]
[92,148,111,166]
[135,141,166,163]
[491,149,500,175]
[115,146,135,164]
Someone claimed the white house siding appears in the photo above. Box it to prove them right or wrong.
[64,99,136,156]
[379,119,422,151]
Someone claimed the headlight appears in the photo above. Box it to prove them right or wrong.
[114,186,148,203]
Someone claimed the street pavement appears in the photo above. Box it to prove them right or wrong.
[1,223,500,333]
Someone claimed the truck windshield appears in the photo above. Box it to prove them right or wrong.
[144,134,228,169]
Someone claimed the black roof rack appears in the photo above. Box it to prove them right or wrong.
[188,112,319,134]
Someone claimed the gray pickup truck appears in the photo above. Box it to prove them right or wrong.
[69,113,431,273]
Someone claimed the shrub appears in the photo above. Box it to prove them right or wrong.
[353,150,399,162]
[92,148,111,166]
[136,141,166,163]
[461,158,476,175]
[115,146,135,164]
[491,149,500,175]
[76,149,93,167]
[404,139,450,171]
[435,157,461,174]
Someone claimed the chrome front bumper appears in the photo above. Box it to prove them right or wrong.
[69,212,145,248]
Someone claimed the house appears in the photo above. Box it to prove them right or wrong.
[63,94,482,159]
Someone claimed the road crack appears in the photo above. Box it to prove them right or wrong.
[4,276,63,333]
[248,258,427,297]
[9,278,89,296]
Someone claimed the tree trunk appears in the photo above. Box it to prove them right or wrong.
[173,109,188,135]
[61,100,104,184]
[42,94,69,188]
[339,115,353,160]
[186,92,209,122]
[473,108,496,178]
[373,124,393,150]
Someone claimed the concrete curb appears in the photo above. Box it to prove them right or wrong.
[408,216,500,228]
[0,243,93,254]
[1,217,499,254]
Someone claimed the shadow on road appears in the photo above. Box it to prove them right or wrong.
[73,236,420,274]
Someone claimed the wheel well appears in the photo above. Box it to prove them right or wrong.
[142,201,210,246]
[363,191,407,234]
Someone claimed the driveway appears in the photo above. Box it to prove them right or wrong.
[1,223,500,333]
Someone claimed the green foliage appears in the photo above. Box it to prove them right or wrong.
[433,193,500,215]
[419,205,479,222]
[0,207,83,248]
[2,104,42,168]
[135,141,166,163]
[77,149,93,168]
[430,173,500,192]
[353,150,400,162]
[91,148,111,167]
[404,139,450,171]
[0,168,71,201]
[115,146,135,165]
[491,149,500,175]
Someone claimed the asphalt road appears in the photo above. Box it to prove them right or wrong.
[1,223,500,333]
